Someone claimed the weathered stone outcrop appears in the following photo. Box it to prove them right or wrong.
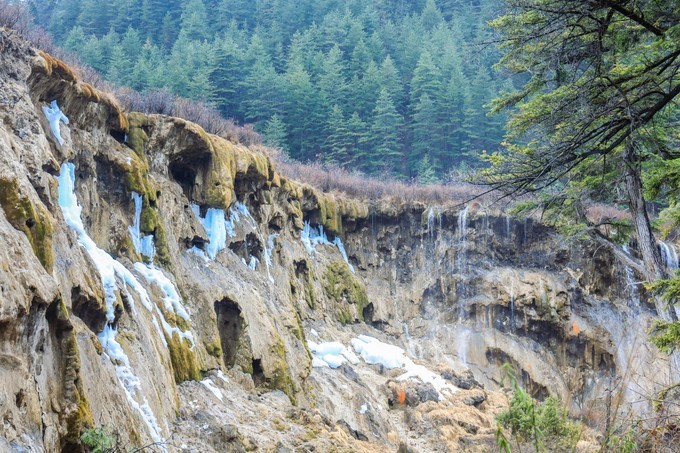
[0,28,676,452]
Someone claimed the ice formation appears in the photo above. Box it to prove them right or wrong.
[333,236,354,272]
[301,221,355,271]
[57,163,165,447]
[42,100,69,145]
[264,233,279,267]
[129,192,155,259]
[301,221,331,255]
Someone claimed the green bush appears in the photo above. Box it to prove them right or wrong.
[496,367,580,452]
[81,427,117,452]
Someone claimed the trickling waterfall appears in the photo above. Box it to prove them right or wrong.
[426,206,441,241]
[505,214,511,241]
[457,206,468,272]
[455,326,472,369]
[621,245,638,299]
[660,241,679,270]
[457,206,468,242]
[509,280,516,330]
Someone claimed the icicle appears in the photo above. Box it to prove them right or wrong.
[300,221,331,255]
[334,236,354,272]
[191,204,227,259]
[42,100,69,145]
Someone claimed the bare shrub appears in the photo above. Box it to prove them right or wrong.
[0,1,30,35]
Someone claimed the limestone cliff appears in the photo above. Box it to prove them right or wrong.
[0,28,677,452]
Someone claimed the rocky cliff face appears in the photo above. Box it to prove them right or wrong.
[0,29,676,452]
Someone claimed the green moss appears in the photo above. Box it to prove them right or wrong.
[65,396,94,444]
[204,339,223,359]
[289,310,306,342]
[319,195,342,234]
[336,307,353,325]
[166,332,201,383]
[323,260,369,323]
[269,337,296,404]
[126,112,150,158]
[0,178,54,271]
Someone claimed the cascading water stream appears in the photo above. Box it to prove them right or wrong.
[456,206,469,321]
[659,241,679,270]
[509,279,515,330]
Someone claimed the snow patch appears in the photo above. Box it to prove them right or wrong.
[308,340,360,368]
[351,335,457,399]
[201,378,224,401]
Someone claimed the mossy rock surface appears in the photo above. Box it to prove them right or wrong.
[268,337,296,404]
[0,177,54,271]
[323,260,369,323]
[166,332,201,383]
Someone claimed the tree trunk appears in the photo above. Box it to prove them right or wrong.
[624,142,677,321]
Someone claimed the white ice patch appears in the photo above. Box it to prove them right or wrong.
[351,335,457,399]
[42,100,69,145]
[129,192,155,259]
[217,370,229,383]
[225,201,256,237]
[308,340,360,368]
[152,316,168,347]
[200,378,224,401]
[248,256,259,270]
[360,404,368,414]
[191,205,227,259]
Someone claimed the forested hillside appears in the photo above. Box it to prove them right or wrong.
[27,0,507,179]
